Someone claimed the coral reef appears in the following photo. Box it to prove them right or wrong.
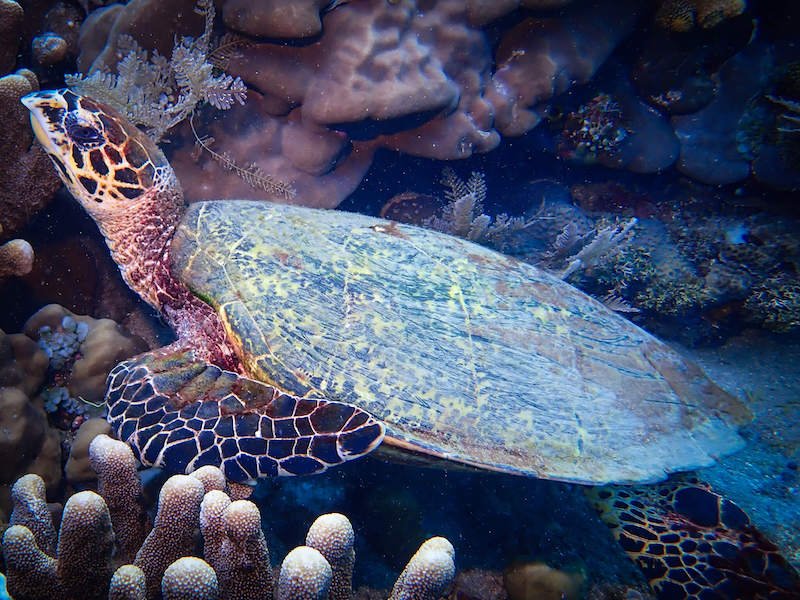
[3,438,458,600]
[0,331,61,506]
[0,0,23,73]
[24,304,148,409]
[424,169,534,250]
[390,537,456,600]
[0,305,146,513]
[72,0,649,206]
[559,94,630,165]
[68,0,248,145]
[487,0,642,136]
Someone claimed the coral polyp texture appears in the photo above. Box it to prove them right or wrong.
[3,437,458,600]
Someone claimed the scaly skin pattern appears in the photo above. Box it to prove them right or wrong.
[587,479,800,599]
[22,89,384,480]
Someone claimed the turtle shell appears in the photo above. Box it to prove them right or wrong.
[170,201,749,485]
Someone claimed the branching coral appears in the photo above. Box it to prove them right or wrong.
[390,537,456,600]
[4,438,457,600]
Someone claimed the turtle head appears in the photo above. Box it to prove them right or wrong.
[21,89,180,219]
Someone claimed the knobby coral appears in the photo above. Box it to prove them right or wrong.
[0,69,61,240]
[3,435,457,600]
[0,239,34,280]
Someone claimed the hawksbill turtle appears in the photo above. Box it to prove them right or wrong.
[21,89,751,485]
[23,89,800,600]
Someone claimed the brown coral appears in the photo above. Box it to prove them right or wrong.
[306,513,355,600]
[0,68,60,240]
[5,445,459,600]
[0,0,23,73]
[0,238,34,279]
[390,537,456,600]
[24,304,148,406]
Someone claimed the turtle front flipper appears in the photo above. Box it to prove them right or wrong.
[105,350,385,481]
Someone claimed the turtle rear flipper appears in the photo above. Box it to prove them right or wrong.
[105,350,385,481]
[588,478,800,599]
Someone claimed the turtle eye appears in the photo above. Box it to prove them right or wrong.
[65,111,104,148]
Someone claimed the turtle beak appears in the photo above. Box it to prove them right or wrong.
[21,90,67,155]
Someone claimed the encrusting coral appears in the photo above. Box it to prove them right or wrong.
[3,435,458,600]
[72,0,652,207]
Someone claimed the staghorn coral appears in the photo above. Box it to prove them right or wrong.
[5,438,457,600]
